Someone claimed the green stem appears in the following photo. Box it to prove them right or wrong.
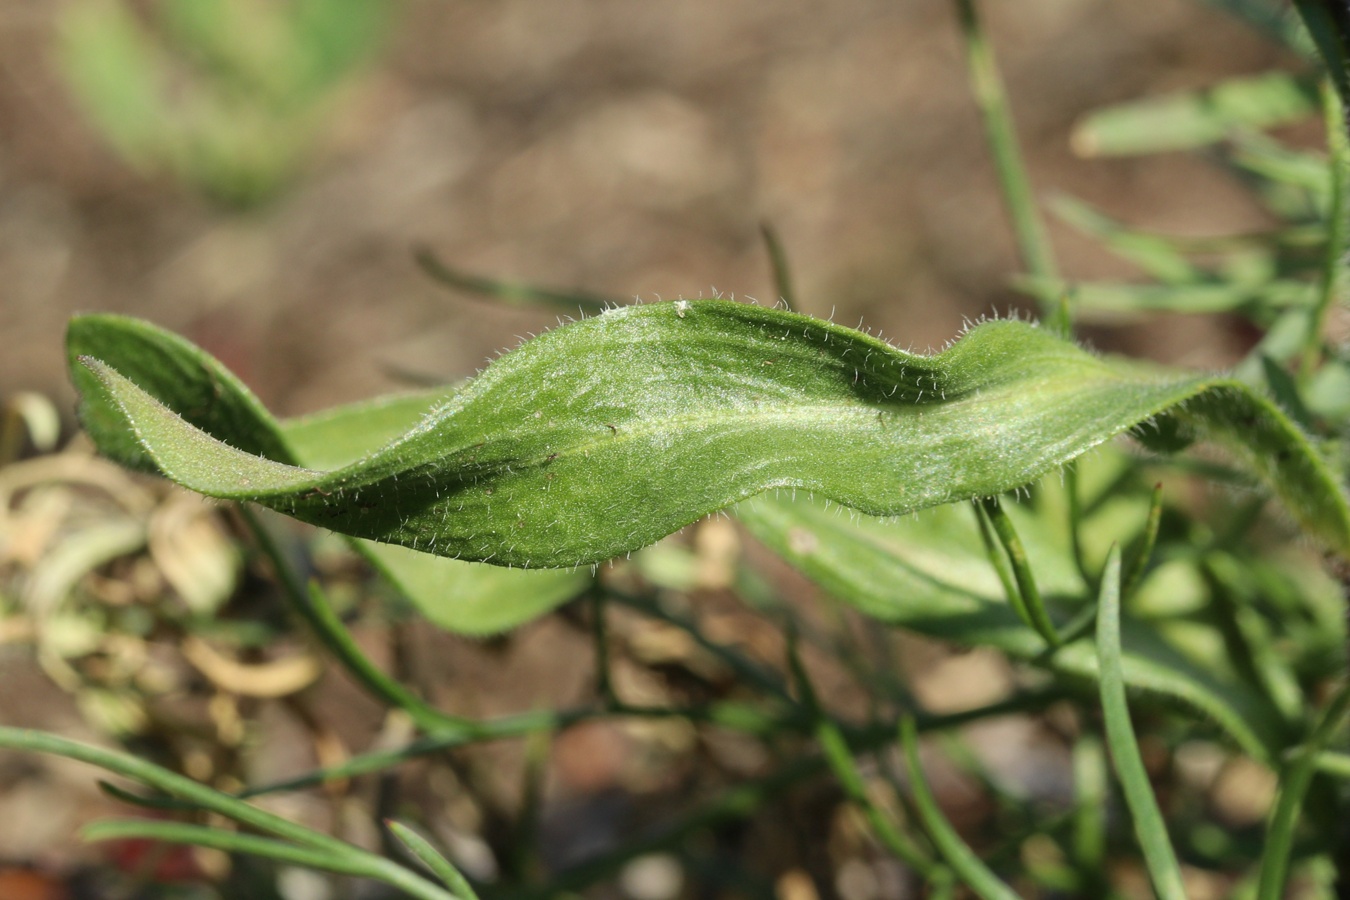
[1303,79,1350,377]
[952,0,1059,295]
[817,719,949,881]
[507,691,1064,898]
[979,497,1061,646]
[240,507,470,734]
[899,717,1021,900]
[1121,482,1164,598]
[760,221,799,311]
[590,585,618,706]
[1257,680,1350,900]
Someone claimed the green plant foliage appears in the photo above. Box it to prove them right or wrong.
[56,0,387,207]
[1071,71,1320,157]
[67,314,588,636]
[68,304,1350,573]
[736,492,1289,760]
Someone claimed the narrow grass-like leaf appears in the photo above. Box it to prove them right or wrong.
[953,0,1058,289]
[1121,483,1164,598]
[0,727,359,856]
[69,302,1350,572]
[1071,72,1319,157]
[1016,276,1316,316]
[1050,196,1203,284]
[760,222,799,311]
[899,716,1020,900]
[83,820,458,900]
[1257,680,1350,900]
[387,820,481,899]
[415,247,615,315]
[1096,545,1187,900]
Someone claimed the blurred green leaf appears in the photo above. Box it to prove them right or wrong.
[1017,275,1314,316]
[1050,196,1203,284]
[736,493,1289,760]
[56,0,387,206]
[1072,72,1319,157]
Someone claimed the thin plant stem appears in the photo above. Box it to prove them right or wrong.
[1121,482,1164,598]
[816,718,949,882]
[974,502,1027,623]
[1064,464,1093,590]
[1257,679,1350,900]
[590,585,618,707]
[760,221,799,311]
[952,0,1059,294]
[240,506,470,734]
[415,246,615,315]
[979,497,1061,646]
[899,716,1021,900]
[1096,545,1187,900]
[1303,79,1350,377]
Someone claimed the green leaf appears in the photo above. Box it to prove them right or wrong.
[1071,71,1319,157]
[66,314,587,635]
[278,388,590,634]
[735,493,1288,759]
[386,820,482,899]
[1016,276,1315,317]
[1095,545,1187,900]
[363,542,586,635]
[70,302,1350,573]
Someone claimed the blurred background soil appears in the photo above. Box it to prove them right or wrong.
[0,0,1312,897]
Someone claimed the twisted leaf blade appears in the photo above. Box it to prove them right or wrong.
[68,301,1350,569]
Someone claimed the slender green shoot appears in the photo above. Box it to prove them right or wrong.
[978,497,1060,646]
[760,221,799,311]
[1303,80,1350,377]
[590,585,618,707]
[817,718,949,881]
[1072,736,1108,872]
[952,0,1059,295]
[786,626,942,876]
[1064,464,1093,589]
[0,727,370,859]
[1257,680,1350,900]
[241,507,470,734]
[83,820,459,900]
[387,820,482,900]
[1096,545,1187,900]
[414,246,615,315]
[899,717,1021,900]
[1121,482,1165,598]
[974,501,1029,626]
